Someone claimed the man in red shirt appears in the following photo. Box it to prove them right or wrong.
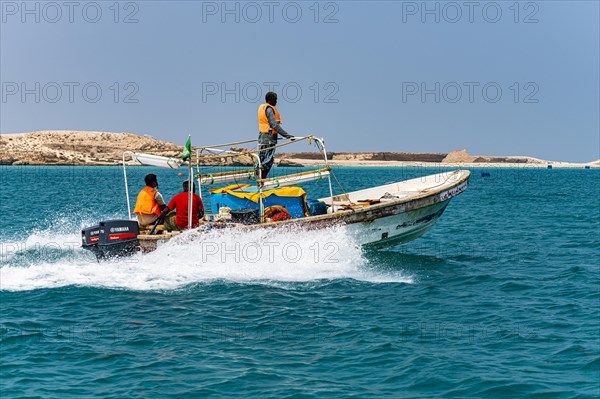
[162,180,204,231]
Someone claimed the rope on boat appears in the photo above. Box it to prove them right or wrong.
[330,170,357,208]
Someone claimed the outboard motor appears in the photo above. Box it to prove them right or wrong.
[82,220,140,260]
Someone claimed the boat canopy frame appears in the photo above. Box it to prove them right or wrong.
[193,136,334,221]
[121,136,335,224]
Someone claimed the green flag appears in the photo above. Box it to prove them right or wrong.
[182,136,191,161]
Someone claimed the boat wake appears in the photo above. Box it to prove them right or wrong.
[0,218,414,291]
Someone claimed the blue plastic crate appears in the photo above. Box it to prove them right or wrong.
[306,199,327,216]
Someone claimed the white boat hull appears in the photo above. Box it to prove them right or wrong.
[349,201,449,249]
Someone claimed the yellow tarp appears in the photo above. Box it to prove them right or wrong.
[209,184,306,204]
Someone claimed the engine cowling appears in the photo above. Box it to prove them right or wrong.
[82,220,140,260]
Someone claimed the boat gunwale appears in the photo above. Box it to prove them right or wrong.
[269,169,470,227]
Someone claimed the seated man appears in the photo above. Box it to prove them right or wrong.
[133,174,167,227]
[161,180,204,231]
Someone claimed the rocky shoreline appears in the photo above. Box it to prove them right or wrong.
[1,131,598,168]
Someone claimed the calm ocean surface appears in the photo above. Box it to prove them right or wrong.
[1,166,599,398]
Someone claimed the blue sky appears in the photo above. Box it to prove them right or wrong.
[1,1,598,162]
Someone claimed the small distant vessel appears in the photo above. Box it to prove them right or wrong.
[81,136,470,259]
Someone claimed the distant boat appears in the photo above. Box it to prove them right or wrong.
[81,136,470,259]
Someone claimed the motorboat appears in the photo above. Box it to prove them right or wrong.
[81,136,470,259]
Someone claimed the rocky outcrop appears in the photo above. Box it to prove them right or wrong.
[0,131,181,165]
[277,159,305,167]
[441,149,476,163]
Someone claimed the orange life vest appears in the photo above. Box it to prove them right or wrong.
[258,103,281,134]
[133,186,161,216]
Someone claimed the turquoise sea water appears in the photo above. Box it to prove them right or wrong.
[1,166,599,398]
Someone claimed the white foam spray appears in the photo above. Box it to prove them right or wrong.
[1,221,413,291]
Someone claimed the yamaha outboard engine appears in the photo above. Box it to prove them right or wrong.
[82,220,140,260]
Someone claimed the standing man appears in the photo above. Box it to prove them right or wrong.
[257,92,295,179]
[133,174,167,227]
[160,180,204,231]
